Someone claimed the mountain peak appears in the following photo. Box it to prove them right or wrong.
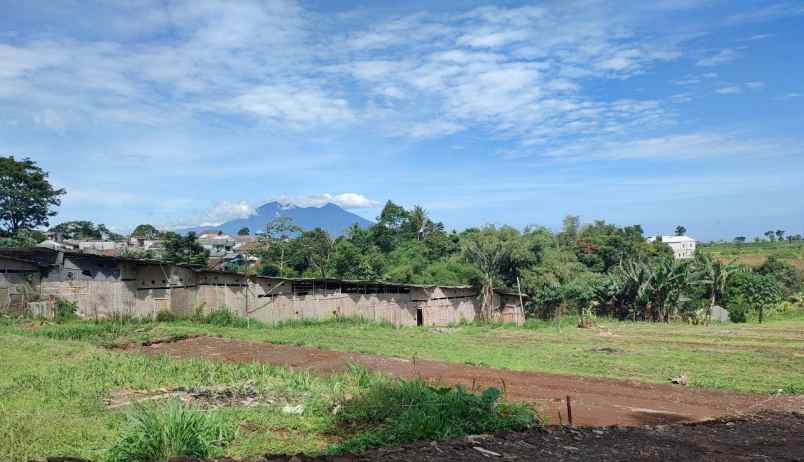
[182,200,372,236]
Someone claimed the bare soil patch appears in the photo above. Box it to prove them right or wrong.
[133,336,803,427]
[49,411,804,462]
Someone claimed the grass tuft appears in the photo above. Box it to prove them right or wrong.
[106,400,236,462]
[330,378,537,454]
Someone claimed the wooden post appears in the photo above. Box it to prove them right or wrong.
[566,395,573,426]
[516,276,525,326]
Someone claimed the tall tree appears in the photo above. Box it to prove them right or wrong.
[764,230,776,241]
[296,228,334,279]
[161,232,209,266]
[675,225,687,236]
[693,254,739,323]
[461,225,527,321]
[131,224,160,239]
[50,221,122,240]
[237,227,250,236]
[0,156,65,235]
[775,230,785,242]
[259,217,302,277]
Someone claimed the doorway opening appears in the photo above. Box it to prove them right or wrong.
[416,308,423,326]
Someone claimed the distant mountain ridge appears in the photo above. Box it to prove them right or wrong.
[180,201,373,236]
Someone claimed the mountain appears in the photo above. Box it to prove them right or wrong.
[180,202,373,236]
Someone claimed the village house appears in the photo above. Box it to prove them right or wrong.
[0,248,525,326]
[648,235,697,259]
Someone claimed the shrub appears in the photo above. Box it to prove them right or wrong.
[330,379,537,454]
[106,400,235,462]
[154,310,177,322]
[203,308,250,328]
[54,299,78,323]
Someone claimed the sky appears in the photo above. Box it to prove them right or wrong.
[1,0,803,241]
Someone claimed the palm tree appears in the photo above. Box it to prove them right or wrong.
[692,254,739,323]
[409,205,431,241]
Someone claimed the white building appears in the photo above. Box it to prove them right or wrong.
[648,235,697,259]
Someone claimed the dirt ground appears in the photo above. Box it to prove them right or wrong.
[45,411,804,462]
[134,336,803,427]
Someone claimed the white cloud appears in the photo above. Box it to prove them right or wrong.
[229,85,355,127]
[408,121,465,138]
[272,193,380,209]
[716,85,743,94]
[726,3,804,25]
[715,82,764,95]
[198,201,256,226]
[696,49,739,66]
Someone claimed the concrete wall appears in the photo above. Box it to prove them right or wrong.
[0,257,41,315]
[1,250,526,326]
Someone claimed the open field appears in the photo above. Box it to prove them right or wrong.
[700,241,804,269]
[115,315,804,395]
[2,315,803,461]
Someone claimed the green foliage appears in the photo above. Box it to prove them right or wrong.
[237,227,250,236]
[161,232,209,266]
[331,379,536,453]
[0,229,46,248]
[154,310,177,322]
[107,400,236,462]
[54,299,78,323]
[757,256,803,296]
[726,272,783,323]
[0,156,66,235]
[131,224,161,239]
[50,220,123,241]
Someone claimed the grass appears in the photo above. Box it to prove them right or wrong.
[6,309,803,395]
[331,379,535,454]
[0,328,535,462]
[700,241,804,269]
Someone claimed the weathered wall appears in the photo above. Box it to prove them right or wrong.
[0,257,41,315]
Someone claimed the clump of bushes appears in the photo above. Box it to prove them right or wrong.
[54,299,78,323]
[330,379,537,454]
[106,400,235,462]
[154,310,177,322]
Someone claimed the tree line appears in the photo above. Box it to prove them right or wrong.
[2,156,801,323]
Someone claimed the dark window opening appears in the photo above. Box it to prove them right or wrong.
[416,309,423,326]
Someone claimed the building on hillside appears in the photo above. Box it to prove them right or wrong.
[0,248,525,326]
[198,232,237,256]
[648,235,697,259]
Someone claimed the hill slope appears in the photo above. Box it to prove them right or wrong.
[181,202,373,236]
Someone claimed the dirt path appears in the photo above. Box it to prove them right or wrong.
[135,336,803,427]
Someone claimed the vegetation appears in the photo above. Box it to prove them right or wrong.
[107,400,235,462]
[161,231,209,266]
[0,156,65,236]
[50,220,124,241]
[0,330,535,462]
[331,379,535,453]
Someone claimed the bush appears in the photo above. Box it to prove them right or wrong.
[154,310,177,322]
[330,379,537,454]
[106,400,235,462]
[203,308,250,328]
[54,299,78,323]
[728,299,749,323]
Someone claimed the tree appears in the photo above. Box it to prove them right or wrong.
[161,232,209,266]
[692,254,739,323]
[258,217,302,277]
[295,228,334,279]
[775,230,785,242]
[726,272,782,323]
[50,221,123,240]
[0,156,65,235]
[558,215,580,248]
[131,224,160,239]
[408,206,432,241]
[734,236,746,243]
[461,225,530,321]
[675,225,687,236]
[237,227,250,236]
[764,230,776,242]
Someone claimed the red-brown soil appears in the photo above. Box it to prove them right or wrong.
[49,412,804,462]
[134,336,803,427]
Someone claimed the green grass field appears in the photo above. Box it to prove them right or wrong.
[0,321,534,462]
[700,241,804,269]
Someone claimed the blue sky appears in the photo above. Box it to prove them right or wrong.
[1,0,803,241]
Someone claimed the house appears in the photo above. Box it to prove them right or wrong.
[0,248,526,326]
[198,232,237,256]
[648,235,697,259]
